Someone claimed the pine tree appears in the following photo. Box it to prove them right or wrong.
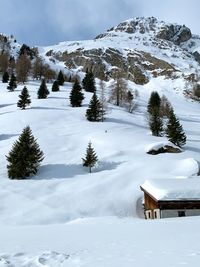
[149,109,163,136]
[70,79,84,107]
[82,141,98,173]
[86,92,103,122]
[37,79,49,99]
[17,86,31,109]
[52,80,59,92]
[82,69,96,92]
[147,91,161,115]
[7,73,17,91]
[57,70,65,86]
[2,71,9,83]
[165,110,186,147]
[6,126,44,179]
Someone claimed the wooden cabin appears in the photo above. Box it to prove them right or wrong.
[140,179,200,219]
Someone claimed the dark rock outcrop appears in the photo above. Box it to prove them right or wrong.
[147,145,182,155]
[156,25,192,45]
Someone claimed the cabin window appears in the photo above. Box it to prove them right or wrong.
[154,211,157,219]
[145,210,152,219]
[178,211,185,217]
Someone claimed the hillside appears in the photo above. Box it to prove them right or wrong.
[0,17,200,266]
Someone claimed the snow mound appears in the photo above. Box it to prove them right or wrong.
[145,141,181,153]
[174,158,199,177]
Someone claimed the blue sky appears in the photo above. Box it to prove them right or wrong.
[0,0,199,46]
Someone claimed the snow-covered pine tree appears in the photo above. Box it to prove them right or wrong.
[37,79,49,99]
[52,80,59,92]
[86,92,103,122]
[6,126,44,179]
[7,73,17,91]
[149,109,164,136]
[57,70,65,86]
[17,86,31,109]
[2,71,9,83]
[70,79,84,107]
[147,91,161,115]
[82,69,96,93]
[165,110,186,147]
[82,141,98,173]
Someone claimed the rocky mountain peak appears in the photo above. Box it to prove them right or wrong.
[95,16,192,45]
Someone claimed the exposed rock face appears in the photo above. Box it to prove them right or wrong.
[156,25,192,45]
[49,47,176,84]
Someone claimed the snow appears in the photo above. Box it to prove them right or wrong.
[141,177,200,200]
[1,216,200,267]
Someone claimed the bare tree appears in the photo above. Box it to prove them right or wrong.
[32,56,44,80]
[16,54,31,83]
[43,64,56,82]
[0,53,9,72]
[109,77,128,107]
[99,80,107,121]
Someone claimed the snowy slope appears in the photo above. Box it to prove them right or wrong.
[0,77,200,225]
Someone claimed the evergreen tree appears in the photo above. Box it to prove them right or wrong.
[6,126,44,179]
[86,92,103,122]
[37,79,49,99]
[147,91,161,115]
[2,71,9,83]
[17,86,31,109]
[82,141,98,173]
[165,110,186,147]
[52,80,59,92]
[82,69,96,92]
[7,73,17,91]
[70,79,84,107]
[57,70,65,86]
[149,109,164,136]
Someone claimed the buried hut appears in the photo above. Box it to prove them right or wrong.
[140,178,200,219]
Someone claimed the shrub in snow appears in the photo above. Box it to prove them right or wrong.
[17,86,31,109]
[165,110,186,148]
[6,126,44,179]
[86,92,103,122]
[82,141,98,173]
[69,79,84,107]
[37,79,49,99]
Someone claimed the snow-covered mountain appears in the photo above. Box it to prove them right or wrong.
[39,17,200,84]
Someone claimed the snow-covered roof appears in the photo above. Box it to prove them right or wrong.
[141,179,200,201]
